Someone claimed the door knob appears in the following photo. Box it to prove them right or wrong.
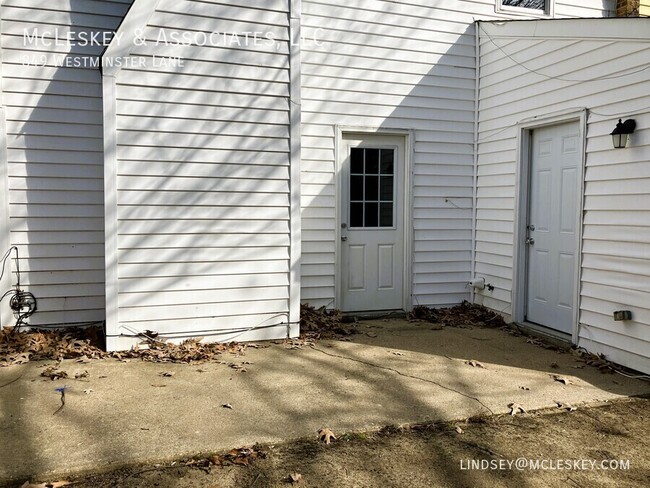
[341,236,348,242]
[525,237,535,245]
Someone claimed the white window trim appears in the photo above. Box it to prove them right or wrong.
[496,1,554,18]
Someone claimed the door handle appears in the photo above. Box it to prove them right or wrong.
[341,236,348,242]
[525,237,535,245]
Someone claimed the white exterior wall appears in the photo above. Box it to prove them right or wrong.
[0,0,132,326]
[103,0,298,348]
[476,19,650,373]
[299,0,614,309]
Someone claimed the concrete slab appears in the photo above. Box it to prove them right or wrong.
[1,319,649,484]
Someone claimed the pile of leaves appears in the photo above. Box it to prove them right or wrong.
[1,327,248,367]
[1,327,106,366]
[210,446,266,466]
[572,348,615,374]
[300,303,356,339]
[407,301,506,328]
[112,337,246,364]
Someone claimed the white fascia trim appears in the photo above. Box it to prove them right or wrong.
[288,0,302,336]
[102,0,162,77]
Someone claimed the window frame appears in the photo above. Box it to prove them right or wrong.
[496,0,554,18]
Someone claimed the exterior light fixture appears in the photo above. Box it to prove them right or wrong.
[610,118,636,148]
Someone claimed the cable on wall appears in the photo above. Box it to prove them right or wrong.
[0,246,37,331]
[479,24,650,83]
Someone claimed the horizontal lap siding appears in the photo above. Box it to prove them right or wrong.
[301,0,480,308]
[476,18,650,373]
[112,0,292,340]
[0,0,132,326]
[300,0,612,309]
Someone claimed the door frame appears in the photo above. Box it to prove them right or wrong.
[511,109,586,343]
[334,126,414,313]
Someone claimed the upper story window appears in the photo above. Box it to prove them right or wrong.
[497,0,553,17]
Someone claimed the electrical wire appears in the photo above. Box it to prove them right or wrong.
[0,246,37,331]
[615,370,650,382]
[0,246,20,287]
[479,24,650,83]
[112,313,294,342]
[588,106,650,117]
[9,290,37,330]
[13,320,105,329]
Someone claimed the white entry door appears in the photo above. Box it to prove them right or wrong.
[525,122,581,334]
[340,134,405,312]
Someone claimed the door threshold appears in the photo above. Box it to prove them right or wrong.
[342,310,406,320]
[514,321,573,347]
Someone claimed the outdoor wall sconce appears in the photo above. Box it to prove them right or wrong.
[611,119,636,148]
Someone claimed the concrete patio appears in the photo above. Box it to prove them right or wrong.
[1,319,649,485]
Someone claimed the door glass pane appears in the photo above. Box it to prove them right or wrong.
[350,175,364,201]
[380,149,394,174]
[350,202,363,227]
[365,149,379,174]
[351,148,364,174]
[365,202,378,227]
[380,202,393,227]
[365,175,379,201]
[380,176,393,201]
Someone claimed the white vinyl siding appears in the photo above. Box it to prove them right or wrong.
[0,0,132,326]
[299,0,614,310]
[105,0,294,348]
[476,18,650,373]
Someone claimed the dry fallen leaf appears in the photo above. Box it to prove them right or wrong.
[83,389,94,395]
[551,374,571,385]
[318,428,337,444]
[365,332,378,338]
[455,426,464,434]
[465,359,485,369]
[74,370,89,379]
[159,371,175,377]
[508,403,526,415]
[222,403,233,409]
[211,447,263,466]
[8,353,32,365]
[392,352,404,356]
[555,401,577,412]
[40,367,68,380]
[289,472,303,484]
